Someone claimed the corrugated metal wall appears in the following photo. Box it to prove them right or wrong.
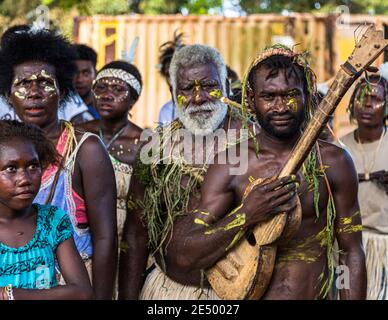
[333,15,388,137]
[74,14,387,136]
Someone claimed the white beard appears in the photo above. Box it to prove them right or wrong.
[176,100,228,136]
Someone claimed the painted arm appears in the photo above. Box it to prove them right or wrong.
[78,136,118,299]
[1,238,93,300]
[118,173,149,300]
[329,146,367,300]
[164,155,298,276]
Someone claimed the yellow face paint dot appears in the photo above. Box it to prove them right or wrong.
[194,80,201,91]
[209,89,222,99]
[193,80,201,102]
[41,70,52,79]
[14,91,26,100]
[40,70,59,91]
[286,97,298,112]
[44,86,56,93]
[177,95,187,109]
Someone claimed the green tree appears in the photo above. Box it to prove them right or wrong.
[89,0,129,14]
[135,0,221,14]
[0,0,40,19]
[42,0,91,14]
[239,0,388,14]
[185,0,222,14]
[41,0,222,15]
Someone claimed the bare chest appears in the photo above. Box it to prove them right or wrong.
[232,151,330,223]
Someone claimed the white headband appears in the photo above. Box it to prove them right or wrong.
[95,68,141,95]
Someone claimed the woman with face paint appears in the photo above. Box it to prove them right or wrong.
[0,120,92,300]
[81,61,143,238]
[0,26,117,300]
[79,61,143,297]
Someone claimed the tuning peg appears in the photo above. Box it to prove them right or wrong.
[366,66,379,73]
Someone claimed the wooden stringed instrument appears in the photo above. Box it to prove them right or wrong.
[207,25,388,300]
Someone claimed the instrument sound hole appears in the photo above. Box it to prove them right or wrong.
[246,231,257,246]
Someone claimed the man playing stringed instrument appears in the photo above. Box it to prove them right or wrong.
[163,46,367,299]
[118,44,297,299]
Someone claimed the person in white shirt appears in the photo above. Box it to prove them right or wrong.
[340,74,388,299]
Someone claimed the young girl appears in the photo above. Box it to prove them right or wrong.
[79,61,143,298]
[0,25,117,299]
[0,120,92,299]
[80,60,143,248]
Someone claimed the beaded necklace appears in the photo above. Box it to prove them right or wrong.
[99,123,129,149]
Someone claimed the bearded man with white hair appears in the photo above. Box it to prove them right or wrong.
[118,44,253,300]
[169,44,229,136]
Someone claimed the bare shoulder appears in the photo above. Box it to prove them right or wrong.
[318,139,353,167]
[206,138,257,194]
[318,139,357,187]
[75,132,107,160]
[124,122,143,143]
[74,120,100,135]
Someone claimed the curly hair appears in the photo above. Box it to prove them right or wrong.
[248,55,309,98]
[74,44,97,68]
[0,25,77,103]
[244,48,319,125]
[98,60,143,103]
[0,120,60,170]
[158,30,185,80]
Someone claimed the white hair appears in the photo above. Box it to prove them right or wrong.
[176,99,228,136]
[169,44,227,106]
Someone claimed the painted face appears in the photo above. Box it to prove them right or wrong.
[93,77,132,119]
[249,66,306,138]
[9,62,60,128]
[175,63,227,135]
[176,63,223,110]
[0,139,42,211]
[74,60,96,98]
[353,83,386,127]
